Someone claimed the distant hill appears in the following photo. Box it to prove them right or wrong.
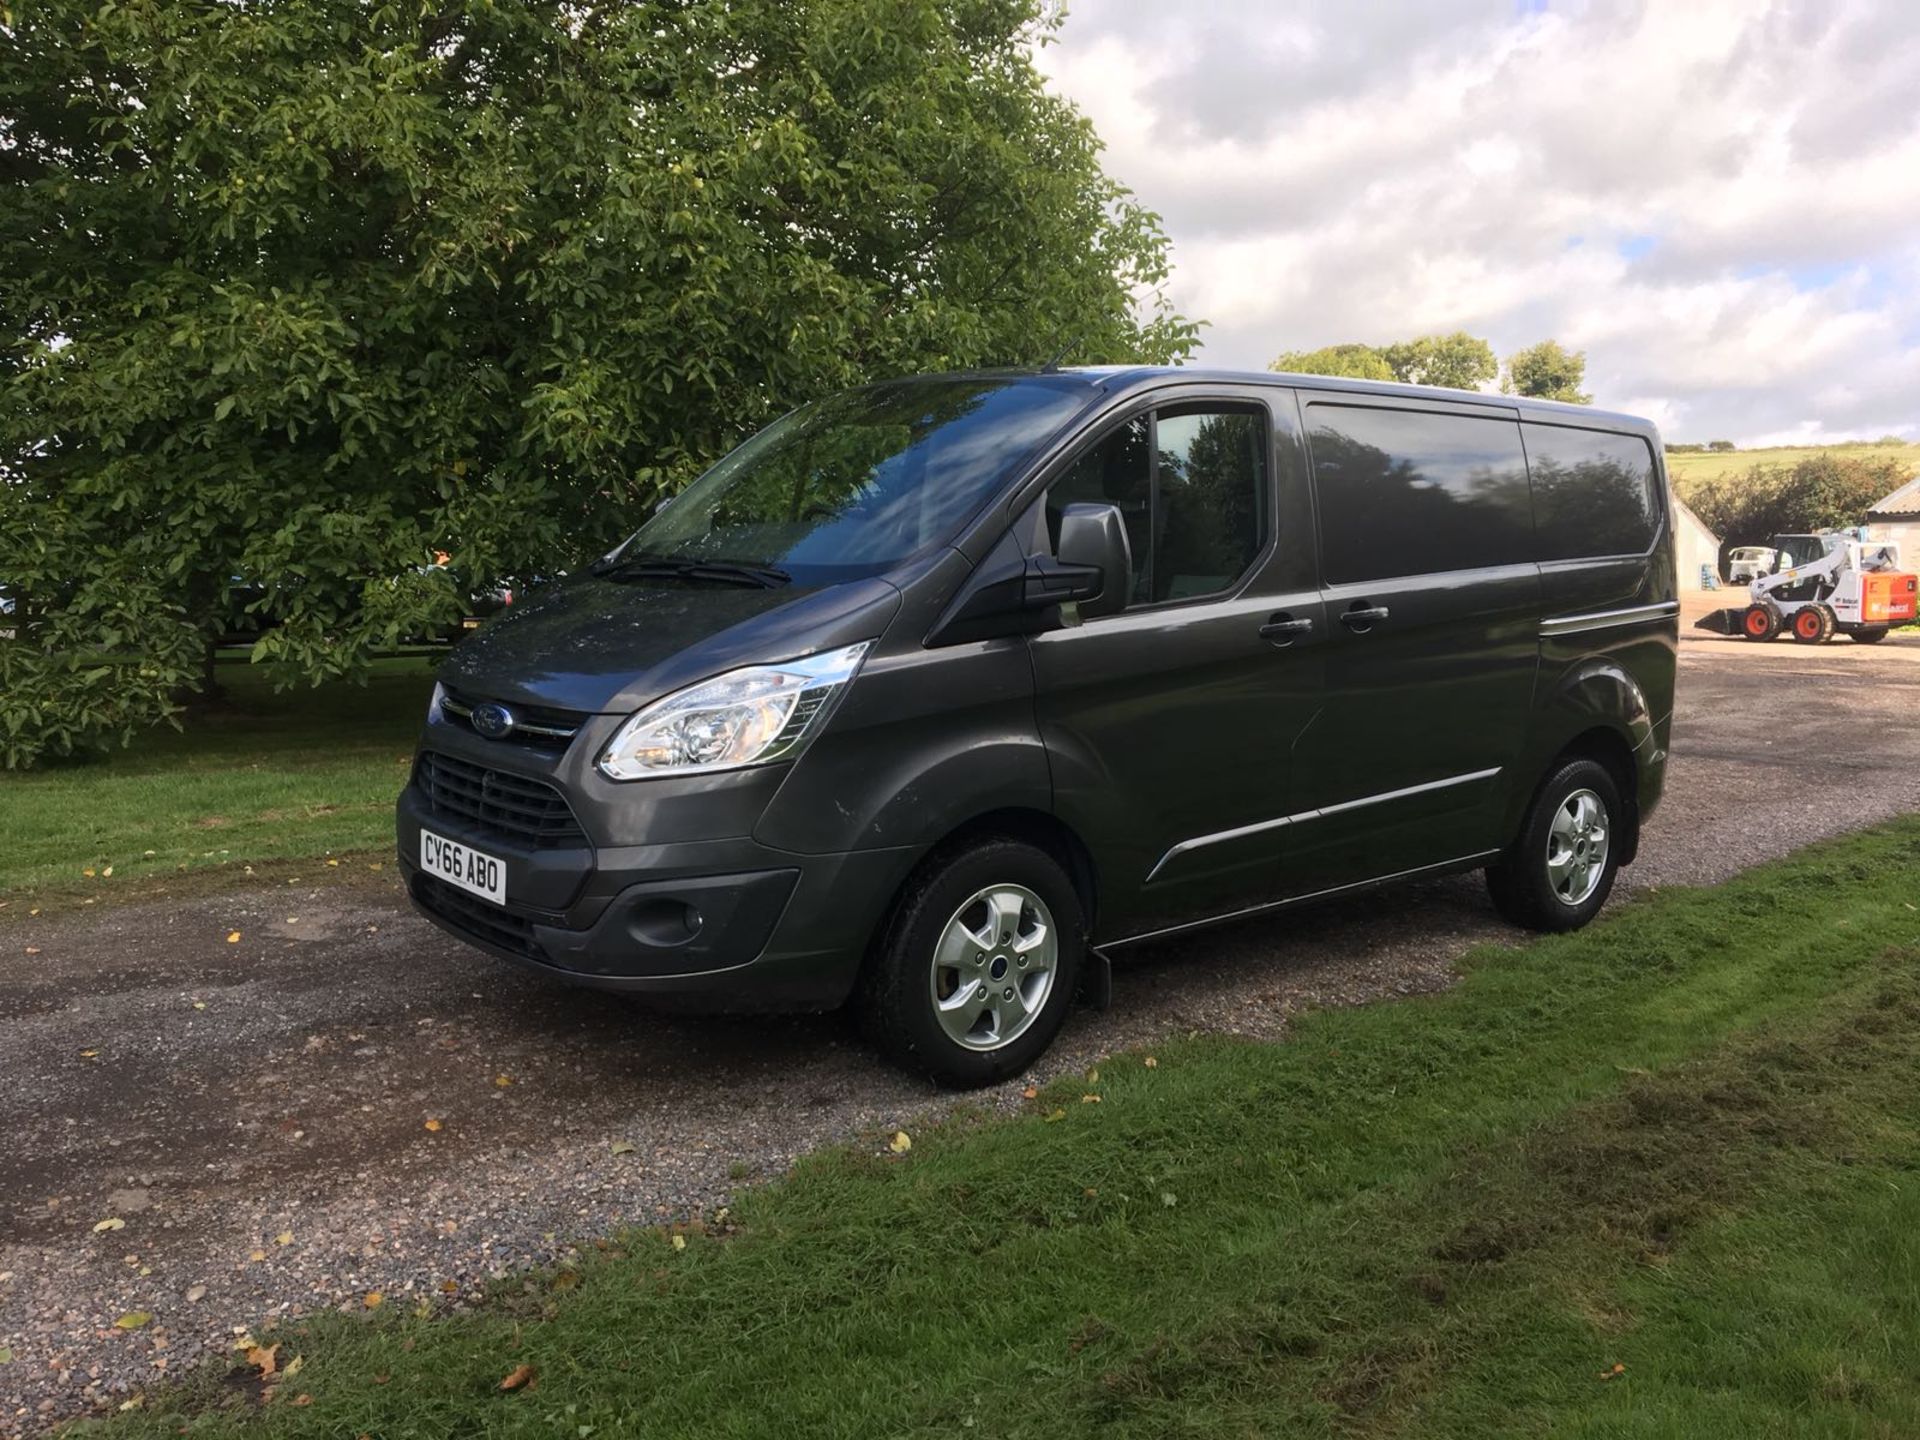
[1666,441,1915,487]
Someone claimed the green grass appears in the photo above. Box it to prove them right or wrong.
[0,656,436,903]
[92,817,1920,1439]
[1665,440,1914,486]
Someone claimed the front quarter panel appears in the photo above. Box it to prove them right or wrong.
[753,548,1050,856]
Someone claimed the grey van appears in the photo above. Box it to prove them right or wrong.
[398,368,1676,1086]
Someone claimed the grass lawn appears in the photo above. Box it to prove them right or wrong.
[0,655,436,904]
[94,817,1920,1439]
[1665,440,1913,486]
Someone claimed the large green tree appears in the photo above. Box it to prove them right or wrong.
[1680,455,1908,556]
[1380,331,1498,391]
[1503,339,1592,404]
[1268,343,1394,382]
[0,0,1195,766]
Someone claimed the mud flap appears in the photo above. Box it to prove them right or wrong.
[1080,944,1113,1011]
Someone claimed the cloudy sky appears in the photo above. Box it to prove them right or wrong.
[1034,0,1920,445]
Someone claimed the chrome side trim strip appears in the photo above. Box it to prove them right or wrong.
[1539,599,1679,639]
[1111,849,1503,950]
[1144,767,1502,883]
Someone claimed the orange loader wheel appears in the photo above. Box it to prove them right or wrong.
[1791,605,1834,644]
[1741,604,1779,641]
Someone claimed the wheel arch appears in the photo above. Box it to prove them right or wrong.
[907,807,1101,934]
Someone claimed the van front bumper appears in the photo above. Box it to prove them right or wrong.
[396,784,916,1011]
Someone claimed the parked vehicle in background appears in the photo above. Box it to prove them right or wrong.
[1725,545,1779,584]
[397,368,1677,1085]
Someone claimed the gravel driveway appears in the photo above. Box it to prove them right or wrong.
[5,618,1920,1432]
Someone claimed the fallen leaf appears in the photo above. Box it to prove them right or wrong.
[423,1118,442,1132]
[283,1355,303,1378]
[93,1218,126,1233]
[1600,1362,1626,1380]
[1088,1068,1099,1083]
[1043,1108,1067,1123]
[326,859,340,868]
[245,1343,280,1377]
[888,1131,912,1154]
[609,1139,635,1155]
[114,1311,152,1330]
[292,1393,312,1406]
[1143,1056,1158,1069]
[249,1249,268,1262]
[83,868,96,878]
[495,1073,513,1087]
[1160,1190,1177,1208]
[0,1347,13,1364]
[550,1270,579,1292]
[363,1290,384,1308]
[286,917,299,925]
[226,931,241,944]
[499,1363,536,1392]
[101,866,114,878]
[193,1001,206,1010]
[185,1285,207,1303]
[440,1279,459,1295]
[24,947,40,956]
[80,1049,98,1059]
[1021,1086,1038,1100]
[670,1234,687,1251]
[1080,1094,1102,1104]
[275,1231,293,1246]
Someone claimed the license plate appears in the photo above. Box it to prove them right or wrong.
[419,829,507,906]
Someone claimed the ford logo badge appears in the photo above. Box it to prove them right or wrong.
[470,701,516,740]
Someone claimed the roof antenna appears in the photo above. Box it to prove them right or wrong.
[1039,321,1093,373]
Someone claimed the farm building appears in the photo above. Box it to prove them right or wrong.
[1864,474,1920,560]
[1670,491,1722,589]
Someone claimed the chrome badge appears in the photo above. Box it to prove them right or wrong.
[470,701,516,740]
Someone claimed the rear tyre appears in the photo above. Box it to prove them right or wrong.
[1486,757,1623,933]
[857,837,1085,1088]
[1850,627,1889,644]
[1790,605,1835,644]
[1741,603,1779,642]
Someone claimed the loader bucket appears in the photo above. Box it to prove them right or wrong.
[1694,607,1745,635]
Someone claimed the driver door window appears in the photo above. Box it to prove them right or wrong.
[1046,404,1269,608]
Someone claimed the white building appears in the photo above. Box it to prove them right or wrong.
[1670,491,1722,589]
[1864,475,1920,562]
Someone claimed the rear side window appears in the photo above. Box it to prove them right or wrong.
[1523,424,1661,560]
[1305,404,1532,584]
[1048,403,1269,606]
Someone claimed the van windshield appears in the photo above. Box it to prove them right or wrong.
[610,377,1092,586]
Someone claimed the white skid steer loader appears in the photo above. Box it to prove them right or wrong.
[1696,533,1916,644]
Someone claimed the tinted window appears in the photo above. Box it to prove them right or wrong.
[1048,404,1269,606]
[1306,405,1532,584]
[623,377,1092,585]
[1523,424,1660,560]
[1047,414,1152,600]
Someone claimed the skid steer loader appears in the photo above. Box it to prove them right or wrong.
[1696,532,1916,644]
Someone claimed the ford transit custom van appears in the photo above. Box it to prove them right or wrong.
[398,368,1677,1086]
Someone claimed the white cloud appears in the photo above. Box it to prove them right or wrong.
[1037,0,1920,444]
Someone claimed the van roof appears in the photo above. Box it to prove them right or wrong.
[1038,365,1659,437]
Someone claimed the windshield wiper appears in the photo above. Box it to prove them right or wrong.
[590,555,792,589]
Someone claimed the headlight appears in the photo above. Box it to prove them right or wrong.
[596,642,872,780]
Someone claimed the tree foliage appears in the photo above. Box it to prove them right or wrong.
[0,0,1195,766]
[1503,339,1592,404]
[1272,331,1498,391]
[1379,332,1498,391]
[1679,455,1908,553]
[1269,343,1394,382]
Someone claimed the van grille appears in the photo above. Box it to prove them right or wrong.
[412,874,548,961]
[440,688,586,749]
[413,751,587,848]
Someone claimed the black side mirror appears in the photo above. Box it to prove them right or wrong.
[1052,502,1131,619]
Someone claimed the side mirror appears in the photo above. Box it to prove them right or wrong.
[1052,502,1132,619]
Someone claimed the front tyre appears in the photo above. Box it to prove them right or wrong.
[858,838,1085,1088]
[1486,758,1623,933]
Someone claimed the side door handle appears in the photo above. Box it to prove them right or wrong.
[1339,603,1391,633]
[1259,613,1313,646]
